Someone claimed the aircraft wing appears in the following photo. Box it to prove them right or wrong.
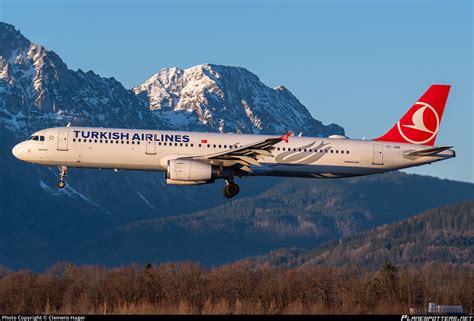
[405,146,453,157]
[190,131,292,173]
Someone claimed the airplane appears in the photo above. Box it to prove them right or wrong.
[12,84,455,198]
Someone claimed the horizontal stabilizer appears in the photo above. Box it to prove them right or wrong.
[405,146,453,157]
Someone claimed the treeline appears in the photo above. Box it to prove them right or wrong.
[276,200,474,270]
[0,262,472,314]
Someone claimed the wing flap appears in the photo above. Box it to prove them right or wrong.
[192,131,292,169]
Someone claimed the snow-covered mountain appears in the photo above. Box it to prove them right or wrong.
[0,22,157,136]
[0,22,342,138]
[134,64,343,136]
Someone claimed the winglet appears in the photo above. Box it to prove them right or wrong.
[279,131,293,143]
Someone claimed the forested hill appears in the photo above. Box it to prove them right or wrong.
[248,201,474,270]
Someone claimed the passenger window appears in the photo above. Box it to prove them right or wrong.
[198,144,202,148]
[336,150,339,153]
[347,151,350,154]
[330,150,333,153]
[73,138,76,142]
[191,144,194,147]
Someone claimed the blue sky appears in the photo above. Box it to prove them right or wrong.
[1,0,472,182]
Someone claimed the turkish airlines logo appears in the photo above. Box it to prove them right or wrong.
[397,102,439,144]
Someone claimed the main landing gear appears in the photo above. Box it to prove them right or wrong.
[223,179,240,199]
[57,166,68,189]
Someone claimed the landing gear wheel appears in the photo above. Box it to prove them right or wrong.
[224,182,240,198]
[57,166,68,189]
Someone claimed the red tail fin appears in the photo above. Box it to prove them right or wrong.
[374,85,451,146]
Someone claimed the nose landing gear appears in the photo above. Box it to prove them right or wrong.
[57,166,68,189]
[223,179,240,198]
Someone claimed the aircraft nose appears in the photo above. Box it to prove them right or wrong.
[12,142,26,160]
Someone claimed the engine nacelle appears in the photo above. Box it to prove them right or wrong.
[167,159,221,182]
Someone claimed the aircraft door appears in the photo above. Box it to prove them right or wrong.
[146,139,156,155]
[57,130,69,151]
[372,143,383,165]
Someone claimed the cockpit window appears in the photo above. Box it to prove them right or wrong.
[29,135,45,141]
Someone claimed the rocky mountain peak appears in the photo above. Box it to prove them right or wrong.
[134,63,344,136]
[0,22,31,58]
[0,24,155,133]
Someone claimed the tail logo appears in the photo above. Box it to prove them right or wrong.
[396,102,439,144]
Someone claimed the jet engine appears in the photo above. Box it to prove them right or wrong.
[166,159,221,183]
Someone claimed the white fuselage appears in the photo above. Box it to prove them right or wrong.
[12,127,454,179]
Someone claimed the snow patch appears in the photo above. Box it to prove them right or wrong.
[242,100,262,129]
